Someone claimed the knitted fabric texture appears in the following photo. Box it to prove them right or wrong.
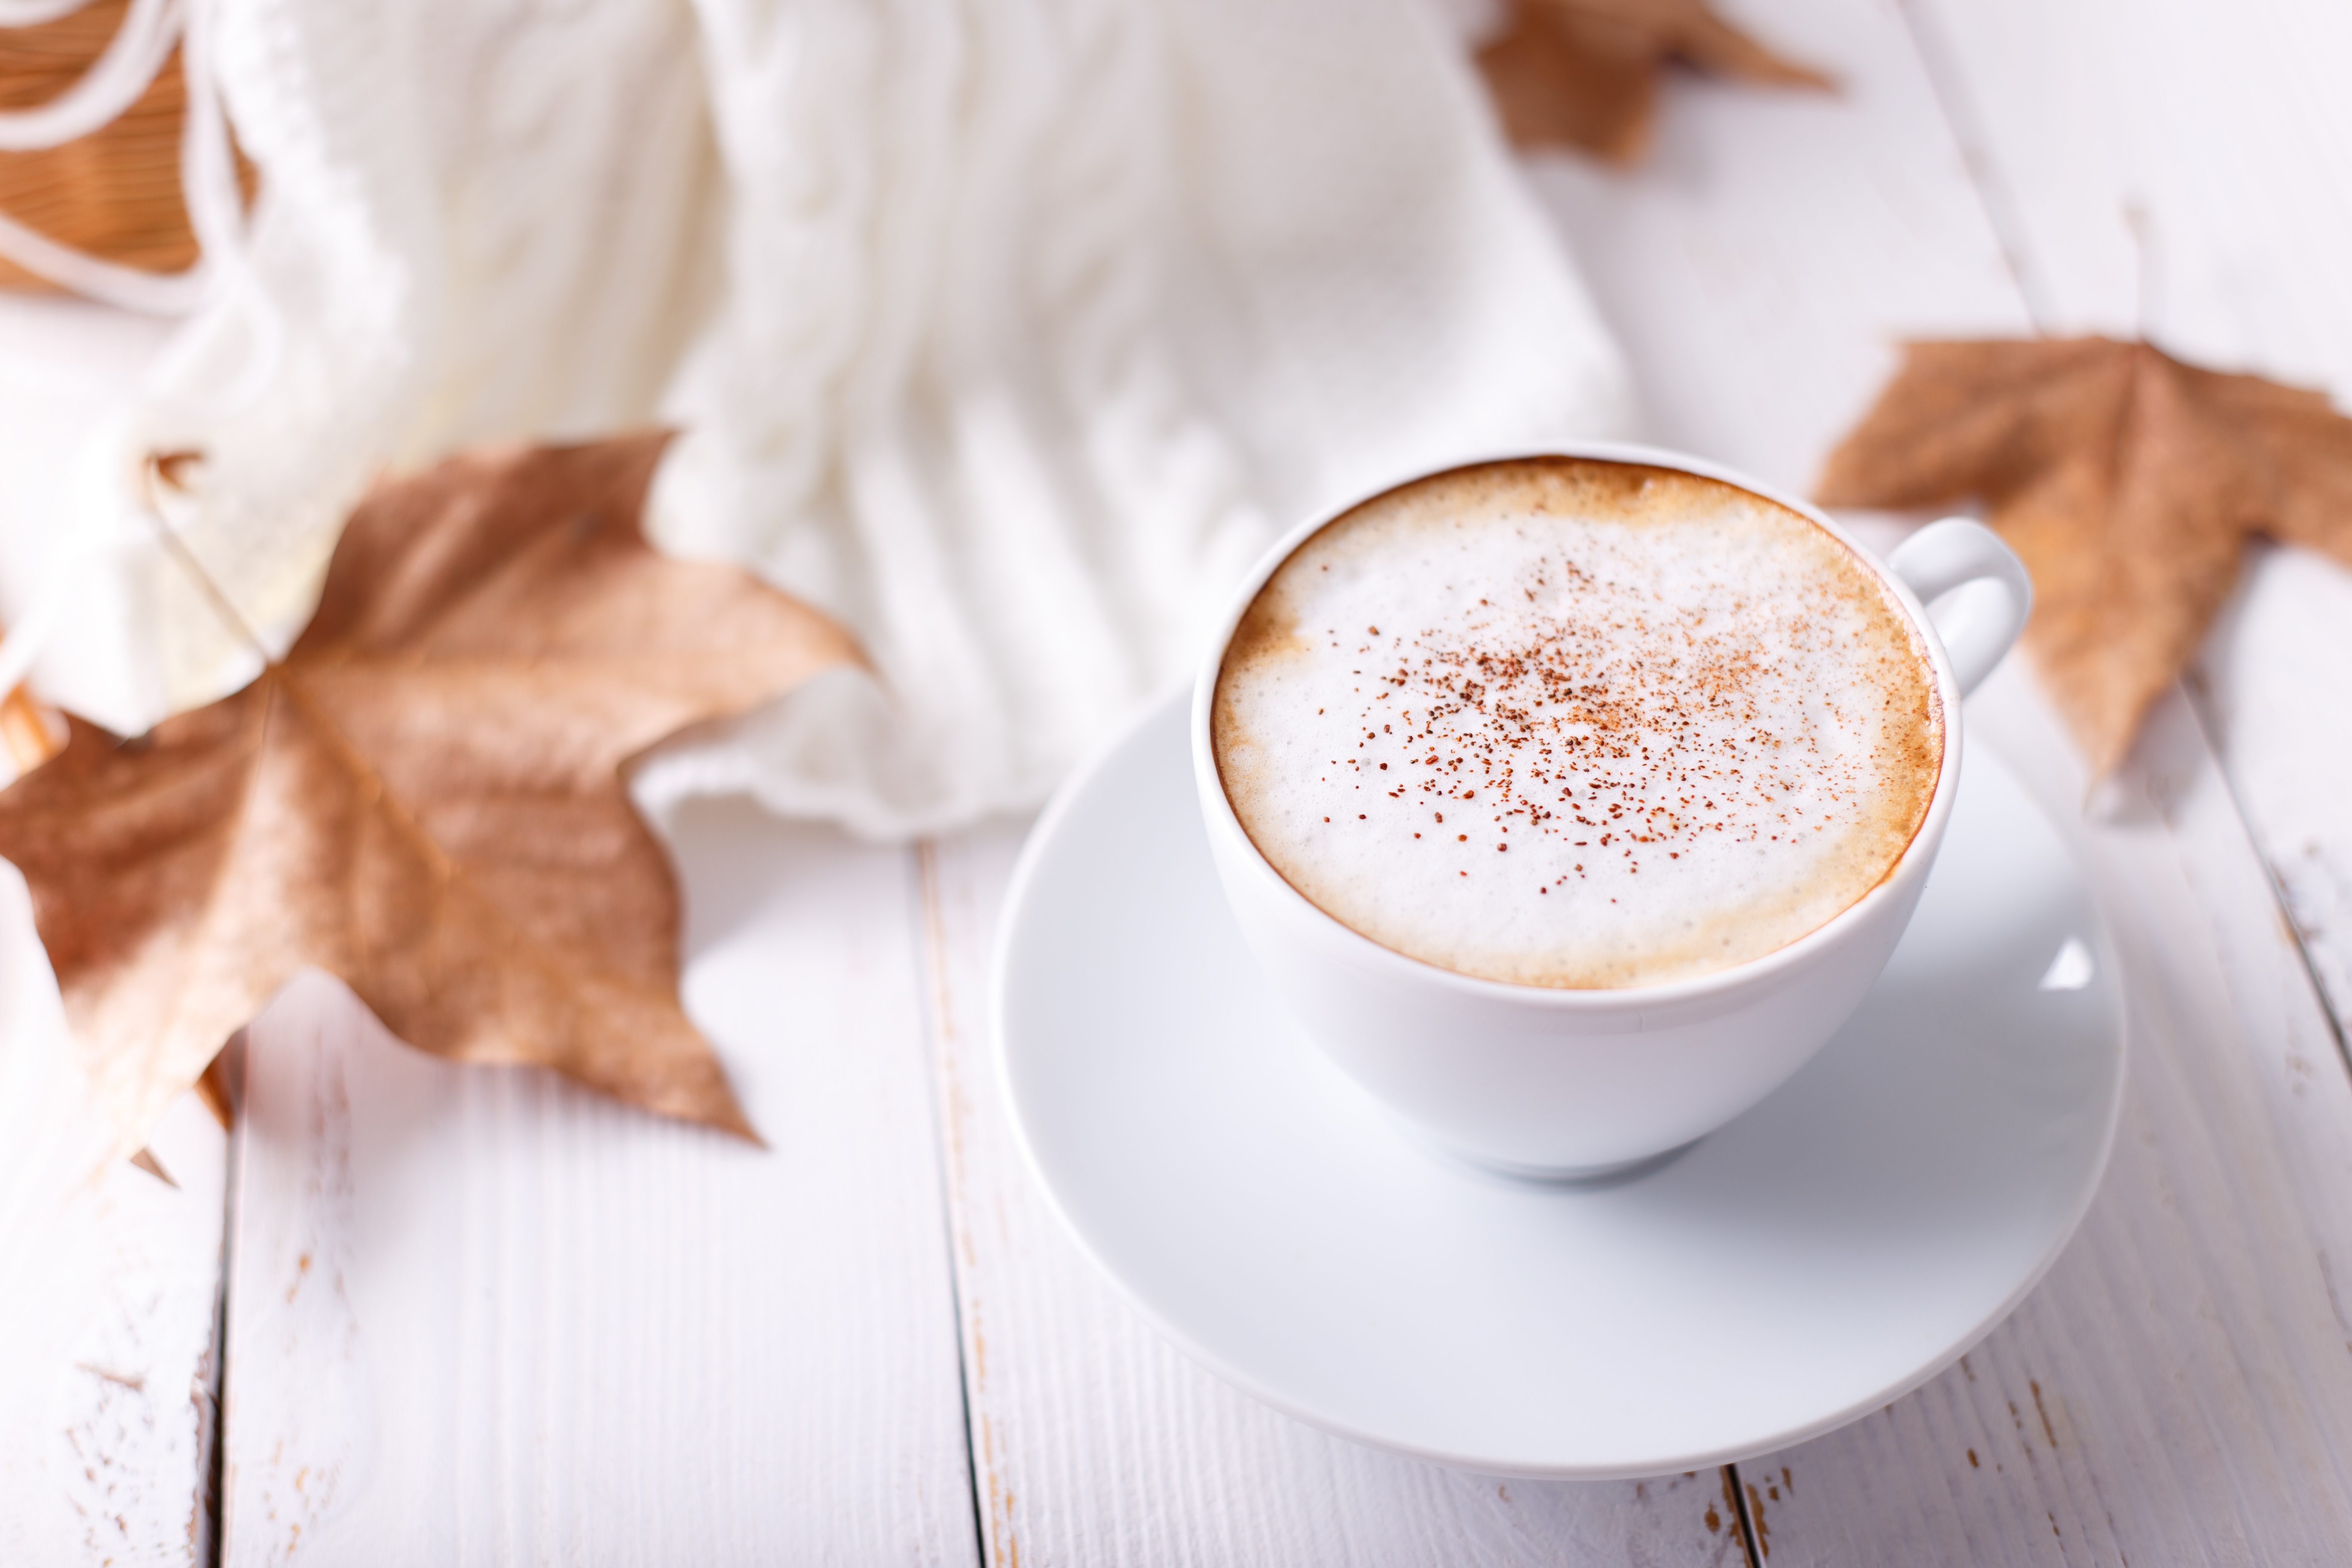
[35,0,1631,838]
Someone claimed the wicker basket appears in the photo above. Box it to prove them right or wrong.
[0,0,202,291]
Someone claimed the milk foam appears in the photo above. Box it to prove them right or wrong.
[1212,459,1943,989]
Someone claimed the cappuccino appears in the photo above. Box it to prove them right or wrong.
[1211,458,1943,989]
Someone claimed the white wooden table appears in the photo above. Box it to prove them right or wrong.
[9,1,2352,1561]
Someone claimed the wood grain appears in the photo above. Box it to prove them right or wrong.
[0,1090,226,1566]
[918,826,1748,1567]
[218,804,980,1565]
[2201,545,2352,1026]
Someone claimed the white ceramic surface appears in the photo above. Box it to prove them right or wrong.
[1189,446,2032,1175]
[997,692,2125,1477]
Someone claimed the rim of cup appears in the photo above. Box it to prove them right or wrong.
[1189,440,1967,1014]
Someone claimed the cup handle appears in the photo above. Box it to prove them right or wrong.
[1885,518,2032,698]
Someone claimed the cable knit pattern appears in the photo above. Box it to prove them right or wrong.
[38,0,1630,839]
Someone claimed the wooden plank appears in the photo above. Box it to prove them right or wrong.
[1902,0,2352,1032]
[1903,0,2352,375]
[0,295,225,1565]
[918,825,1748,1567]
[1514,0,2032,493]
[2201,545,2352,1027]
[1751,669,2352,1564]
[1517,0,2352,1556]
[219,803,980,1565]
[0,1089,227,1566]
[1528,0,2352,1558]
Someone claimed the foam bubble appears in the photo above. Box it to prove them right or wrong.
[1212,458,1942,989]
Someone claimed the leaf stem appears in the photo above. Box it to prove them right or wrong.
[143,450,275,668]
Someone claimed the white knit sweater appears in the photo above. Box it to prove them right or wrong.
[32,0,1630,839]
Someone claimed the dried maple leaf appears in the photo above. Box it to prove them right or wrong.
[0,433,860,1156]
[1818,337,2352,775]
[1476,0,1832,165]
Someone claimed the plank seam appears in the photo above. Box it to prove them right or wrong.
[910,838,995,1568]
[1891,0,2058,334]
[1725,1463,1764,1566]
[2181,674,2352,1068]
[202,1034,246,1568]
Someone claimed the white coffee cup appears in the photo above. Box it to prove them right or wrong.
[1191,444,2031,1178]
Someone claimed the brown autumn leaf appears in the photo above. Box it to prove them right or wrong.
[0,432,861,1157]
[1476,0,1832,165]
[1818,337,2352,775]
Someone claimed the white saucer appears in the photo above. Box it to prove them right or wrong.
[995,693,2125,1478]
